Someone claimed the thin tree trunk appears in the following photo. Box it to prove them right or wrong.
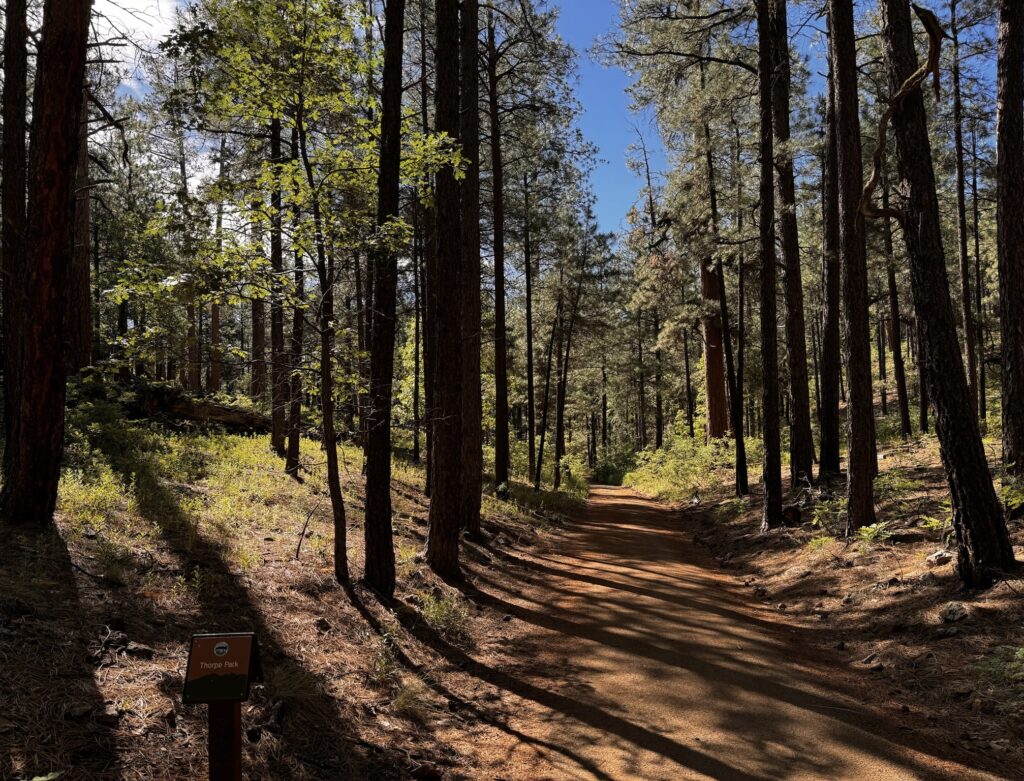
[363,0,405,599]
[460,0,482,538]
[881,0,1015,587]
[487,11,510,491]
[819,61,842,479]
[757,0,783,530]
[830,0,876,532]
[882,167,912,439]
[683,327,695,438]
[950,0,978,420]
[524,172,537,479]
[770,0,815,486]
[971,125,987,429]
[285,129,304,478]
[534,297,561,490]
[270,120,287,454]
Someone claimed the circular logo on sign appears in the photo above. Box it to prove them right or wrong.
[214,641,230,657]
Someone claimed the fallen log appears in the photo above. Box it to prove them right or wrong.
[128,382,271,433]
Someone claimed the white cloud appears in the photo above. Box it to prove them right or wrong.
[93,0,178,48]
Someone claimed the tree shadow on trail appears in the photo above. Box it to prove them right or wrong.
[0,527,121,781]
[89,427,406,780]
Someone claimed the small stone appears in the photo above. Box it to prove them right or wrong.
[95,704,122,727]
[939,602,969,623]
[502,614,512,623]
[314,617,332,633]
[926,549,954,567]
[776,603,787,611]
[125,641,155,659]
[83,526,98,539]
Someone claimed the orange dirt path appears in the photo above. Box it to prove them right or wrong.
[459,485,1004,781]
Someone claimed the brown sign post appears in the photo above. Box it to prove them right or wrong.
[183,633,262,781]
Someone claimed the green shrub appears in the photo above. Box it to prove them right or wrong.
[623,433,731,502]
[419,592,469,641]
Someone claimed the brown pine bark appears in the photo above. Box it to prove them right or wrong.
[0,0,92,527]
[524,172,537,479]
[881,0,1015,588]
[460,0,483,538]
[363,0,405,599]
[882,168,912,439]
[269,119,288,455]
[820,51,842,481]
[426,0,463,580]
[950,0,978,421]
[757,0,783,531]
[829,0,876,532]
[770,0,815,487]
[701,262,729,439]
[487,11,510,492]
[1,0,28,475]
[285,130,304,479]
[997,0,1024,474]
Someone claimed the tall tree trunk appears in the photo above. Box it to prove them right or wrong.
[487,11,510,492]
[819,57,842,480]
[364,0,405,599]
[701,264,729,439]
[412,211,422,464]
[883,168,912,439]
[210,137,227,394]
[270,120,288,454]
[950,0,978,420]
[636,315,647,449]
[285,129,304,478]
[997,0,1024,475]
[601,365,609,448]
[67,91,92,373]
[881,0,1015,588]
[757,0,783,530]
[0,0,92,527]
[683,327,695,438]
[830,0,876,532]
[770,0,815,487]
[524,172,537,479]
[971,125,987,429]
[1,0,28,475]
[460,0,482,538]
[878,315,888,417]
[426,0,463,580]
[535,297,561,490]
[297,94,348,586]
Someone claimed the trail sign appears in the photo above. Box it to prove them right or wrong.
[183,633,263,781]
[183,633,262,704]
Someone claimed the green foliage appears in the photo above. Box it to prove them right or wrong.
[854,522,892,549]
[806,534,837,552]
[591,447,636,486]
[875,469,924,501]
[419,592,470,642]
[811,499,847,534]
[623,432,732,502]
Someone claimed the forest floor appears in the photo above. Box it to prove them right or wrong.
[1,397,1022,779]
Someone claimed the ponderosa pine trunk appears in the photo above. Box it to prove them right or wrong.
[285,129,304,479]
[1,0,28,475]
[460,0,483,539]
[881,0,1015,588]
[487,11,510,492]
[997,0,1024,475]
[363,0,405,599]
[0,0,92,527]
[971,126,987,429]
[524,172,537,480]
[770,0,815,487]
[829,0,876,532]
[535,297,561,490]
[883,168,913,439]
[269,119,288,455]
[950,0,978,421]
[426,0,463,580]
[757,0,783,531]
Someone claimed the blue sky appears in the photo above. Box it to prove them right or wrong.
[554,0,666,235]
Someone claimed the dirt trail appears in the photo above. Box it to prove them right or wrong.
[462,486,1005,781]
